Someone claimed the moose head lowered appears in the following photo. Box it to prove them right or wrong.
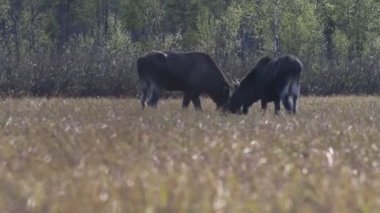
[137,51,230,110]
[225,55,303,115]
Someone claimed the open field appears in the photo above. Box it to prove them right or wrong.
[0,96,379,212]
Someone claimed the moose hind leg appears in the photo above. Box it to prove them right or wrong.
[147,83,161,107]
[290,81,300,114]
[261,100,268,115]
[141,92,147,109]
[292,95,298,114]
[281,94,293,114]
[139,80,150,109]
[140,86,149,109]
[182,94,191,108]
[278,77,294,114]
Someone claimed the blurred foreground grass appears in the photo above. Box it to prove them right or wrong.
[0,96,379,213]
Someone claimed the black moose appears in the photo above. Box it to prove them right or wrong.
[225,54,303,115]
[137,51,230,110]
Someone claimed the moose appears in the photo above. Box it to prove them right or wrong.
[225,54,303,115]
[137,51,230,110]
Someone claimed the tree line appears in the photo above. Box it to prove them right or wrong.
[0,0,379,97]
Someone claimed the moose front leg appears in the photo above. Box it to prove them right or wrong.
[274,99,281,115]
[192,96,202,110]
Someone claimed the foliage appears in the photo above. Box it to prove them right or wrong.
[0,0,379,97]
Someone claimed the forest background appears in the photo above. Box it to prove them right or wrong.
[0,0,379,97]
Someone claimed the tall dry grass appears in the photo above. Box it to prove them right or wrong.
[0,96,379,212]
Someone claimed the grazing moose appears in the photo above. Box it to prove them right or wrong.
[225,55,303,115]
[137,51,230,110]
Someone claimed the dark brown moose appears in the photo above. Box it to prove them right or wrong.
[137,51,230,110]
[225,55,303,115]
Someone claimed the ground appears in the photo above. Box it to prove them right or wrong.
[0,96,379,212]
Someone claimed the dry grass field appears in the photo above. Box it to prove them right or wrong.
[0,96,379,213]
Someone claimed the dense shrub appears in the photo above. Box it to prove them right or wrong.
[0,0,379,97]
